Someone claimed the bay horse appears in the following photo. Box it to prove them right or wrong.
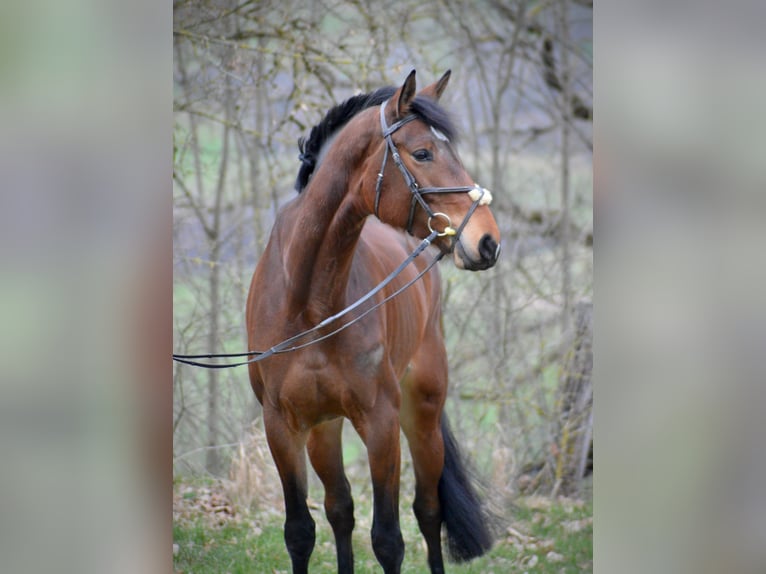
[246,70,500,574]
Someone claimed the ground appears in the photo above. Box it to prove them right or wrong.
[173,477,592,573]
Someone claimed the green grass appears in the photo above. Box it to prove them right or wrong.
[174,521,286,573]
[174,485,592,573]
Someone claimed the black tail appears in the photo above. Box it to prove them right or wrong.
[438,414,494,562]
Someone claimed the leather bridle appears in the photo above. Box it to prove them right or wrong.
[374,99,492,240]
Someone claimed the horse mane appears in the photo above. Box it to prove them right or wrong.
[294,86,459,193]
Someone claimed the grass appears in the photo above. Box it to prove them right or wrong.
[173,479,592,573]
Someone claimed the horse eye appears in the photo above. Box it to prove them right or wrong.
[412,149,432,162]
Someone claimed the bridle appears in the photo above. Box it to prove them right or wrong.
[374,98,492,241]
[172,99,495,370]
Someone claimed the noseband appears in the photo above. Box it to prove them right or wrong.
[374,99,492,239]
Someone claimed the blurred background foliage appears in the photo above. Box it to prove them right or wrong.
[173,0,592,507]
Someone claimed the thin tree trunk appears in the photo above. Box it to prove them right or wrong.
[558,0,572,333]
[205,243,222,475]
[552,300,593,497]
[205,46,235,476]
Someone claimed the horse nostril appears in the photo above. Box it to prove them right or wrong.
[479,234,499,263]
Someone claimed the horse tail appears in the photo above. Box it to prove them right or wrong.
[438,413,494,562]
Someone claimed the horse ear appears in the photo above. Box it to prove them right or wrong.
[395,69,417,118]
[419,69,451,101]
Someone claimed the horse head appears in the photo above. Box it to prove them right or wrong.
[369,70,501,271]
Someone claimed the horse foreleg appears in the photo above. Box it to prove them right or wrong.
[264,405,315,574]
[356,401,404,574]
[307,418,355,573]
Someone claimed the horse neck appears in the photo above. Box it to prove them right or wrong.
[281,128,377,322]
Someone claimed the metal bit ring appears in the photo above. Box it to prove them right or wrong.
[428,212,457,237]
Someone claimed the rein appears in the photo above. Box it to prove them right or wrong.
[172,99,490,370]
[172,230,444,369]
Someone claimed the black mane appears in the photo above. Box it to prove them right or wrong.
[294,87,459,193]
[295,87,395,192]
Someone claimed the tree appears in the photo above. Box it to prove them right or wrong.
[172,0,593,500]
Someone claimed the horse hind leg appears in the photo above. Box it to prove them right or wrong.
[263,405,316,574]
[400,355,448,574]
[307,418,355,573]
[401,340,494,572]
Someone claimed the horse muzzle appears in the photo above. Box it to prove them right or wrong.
[453,233,501,271]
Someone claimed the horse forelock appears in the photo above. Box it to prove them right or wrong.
[409,96,459,143]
